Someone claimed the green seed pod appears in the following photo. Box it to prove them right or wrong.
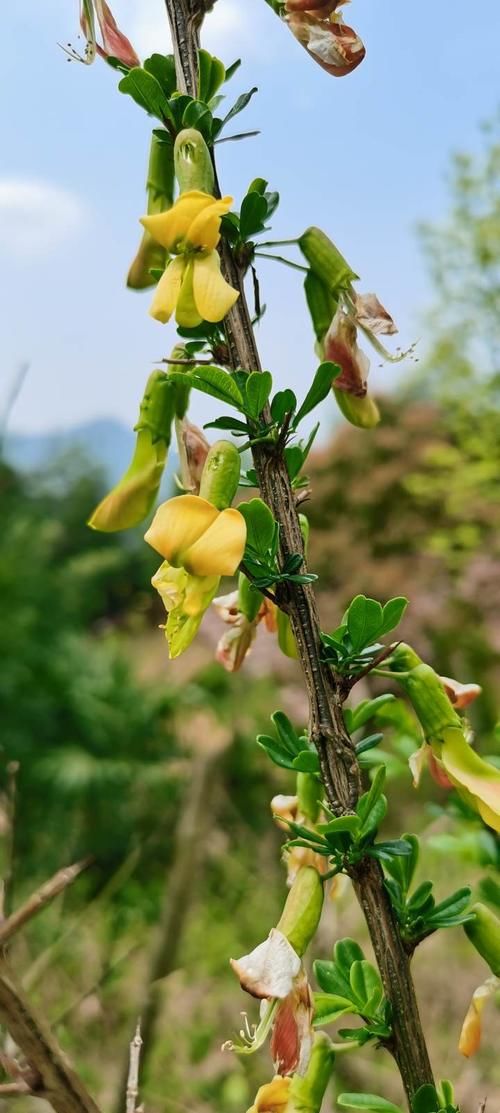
[174,128,215,195]
[289,1033,335,1113]
[88,370,175,532]
[297,772,321,824]
[388,645,462,740]
[299,227,358,293]
[334,388,380,429]
[238,571,262,623]
[276,865,324,957]
[199,440,241,510]
[464,903,500,976]
[127,131,175,290]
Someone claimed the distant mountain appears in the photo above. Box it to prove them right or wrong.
[4,419,135,485]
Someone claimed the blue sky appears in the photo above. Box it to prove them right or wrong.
[2,0,500,437]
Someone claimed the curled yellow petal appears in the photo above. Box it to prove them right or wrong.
[145,494,219,565]
[149,257,186,323]
[193,251,239,323]
[440,728,500,833]
[458,977,498,1057]
[140,190,213,252]
[151,561,220,657]
[187,196,233,251]
[247,1076,291,1113]
[183,507,246,576]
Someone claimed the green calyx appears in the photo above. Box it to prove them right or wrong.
[464,902,500,976]
[289,1033,335,1113]
[297,772,322,824]
[199,440,241,509]
[299,227,358,294]
[276,865,324,957]
[387,644,462,741]
[174,128,215,195]
[128,131,175,290]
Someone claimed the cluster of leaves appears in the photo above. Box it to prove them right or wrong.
[167,360,337,488]
[221,177,280,258]
[313,938,392,1046]
[383,834,473,945]
[256,696,397,777]
[284,767,413,874]
[238,499,316,591]
[118,49,257,145]
[321,594,408,680]
[338,1080,458,1113]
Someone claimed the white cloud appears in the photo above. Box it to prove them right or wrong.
[125,0,260,62]
[0,179,85,260]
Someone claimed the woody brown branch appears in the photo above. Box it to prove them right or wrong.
[163,1,434,1103]
[0,858,93,948]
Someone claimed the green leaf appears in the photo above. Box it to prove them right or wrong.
[369,840,414,862]
[316,814,360,836]
[293,362,339,427]
[312,993,353,1025]
[411,1084,441,1113]
[349,961,384,1013]
[204,416,249,434]
[385,833,420,894]
[339,1094,403,1113]
[239,498,276,554]
[379,596,408,637]
[218,87,258,130]
[240,191,269,240]
[334,938,365,974]
[350,694,396,732]
[292,750,321,774]
[143,53,177,96]
[257,735,296,771]
[197,49,226,103]
[244,370,273,418]
[168,366,244,409]
[356,766,386,826]
[182,99,213,136]
[271,389,297,424]
[224,58,241,81]
[118,67,172,121]
[346,595,384,652]
[355,733,384,756]
[314,960,353,1000]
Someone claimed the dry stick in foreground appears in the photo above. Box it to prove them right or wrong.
[163,0,434,1103]
[0,858,101,1113]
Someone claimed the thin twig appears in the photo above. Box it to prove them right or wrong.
[0,859,94,949]
[346,641,401,690]
[0,762,20,922]
[0,958,102,1113]
[125,1021,143,1113]
[239,564,278,607]
[0,1081,31,1096]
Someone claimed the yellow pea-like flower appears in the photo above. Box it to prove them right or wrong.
[140,191,239,326]
[145,493,246,578]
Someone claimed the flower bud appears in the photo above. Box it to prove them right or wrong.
[176,417,210,494]
[464,903,500,977]
[128,131,175,289]
[88,370,175,532]
[297,772,321,825]
[276,866,324,957]
[199,440,241,510]
[277,609,299,658]
[238,571,262,623]
[299,227,357,293]
[286,9,366,78]
[174,128,215,196]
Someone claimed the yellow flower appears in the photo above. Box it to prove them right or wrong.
[248,1077,291,1113]
[458,976,499,1057]
[437,726,500,833]
[152,562,220,658]
[145,493,246,577]
[140,190,239,326]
